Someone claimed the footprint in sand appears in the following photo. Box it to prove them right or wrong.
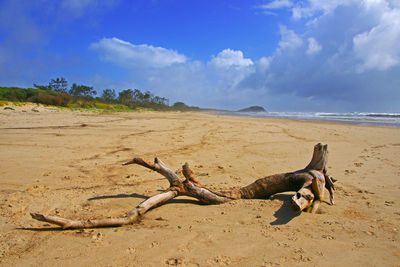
[321,234,335,240]
[126,247,136,254]
[165,258,183,266]
[207,255,231,265]
[91,232,104,243]
[344,169,357,175]
[150,241,159,248]
[354,242,365,248]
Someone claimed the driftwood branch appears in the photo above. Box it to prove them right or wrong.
[31,190,178,229]
[31,143,335,229]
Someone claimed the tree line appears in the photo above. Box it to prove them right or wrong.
[0,77,198,111]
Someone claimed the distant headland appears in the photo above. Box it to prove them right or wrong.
[237,106,267,113]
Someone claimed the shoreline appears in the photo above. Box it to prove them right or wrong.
[213,110,400,128]
[2,102,399,128]
[200,109,400,128]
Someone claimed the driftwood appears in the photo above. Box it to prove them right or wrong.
[31,143,335,229]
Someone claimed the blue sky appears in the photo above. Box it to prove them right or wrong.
[0,0,399,112]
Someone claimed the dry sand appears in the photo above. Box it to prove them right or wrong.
[0,104,399,266]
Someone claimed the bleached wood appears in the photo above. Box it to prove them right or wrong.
[31,191,177,229]
[123,157,180,186]
[31,143,334,229]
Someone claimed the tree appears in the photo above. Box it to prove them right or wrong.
[152,96,169,106]
[172,101,188,110]
[69,83,79,97]
[161,97,170,106]
[143,90,153,103]
[153,96,162,105]
[49,77,68,93]
[133,89,144,103]
[101,89,116,103]
[69,83,96,98]
[118,89,134,106]
[33,83,51,91]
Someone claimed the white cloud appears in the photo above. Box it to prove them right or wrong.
[260,0,293,9]
[257,0,356,19]
[61,0,118,17]
[306,37,322,55]
[210,48,254,68]
[362,0,386,10]
[254,0,400,111]
[353,1,400,72]
[90,37,187,68]
[292,0,355,19]
[257,57,272,71]
[258,0,293,15]
[278,25,302,50]
[89,41,257,109]
[268,0,399,73]
[208,49,255,94]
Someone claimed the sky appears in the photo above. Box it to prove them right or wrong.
[0,0,399,112]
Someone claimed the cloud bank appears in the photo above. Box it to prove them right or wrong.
[89,0,400,111]
[251,0,400,111]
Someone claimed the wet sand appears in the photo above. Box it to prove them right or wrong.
[0,105,399,266]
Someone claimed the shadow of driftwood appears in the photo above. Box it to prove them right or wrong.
[88,192,203,206]
[88,193,148,201]
[165,198,204,205]
[269,193,300,225]
[17,227,66,232]
[17,225,118,231]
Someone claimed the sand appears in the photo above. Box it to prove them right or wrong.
[0,105,399,266]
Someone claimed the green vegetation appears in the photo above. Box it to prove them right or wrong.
[237,106,267,112]
[1,77,200,112]
[172,101,201,111]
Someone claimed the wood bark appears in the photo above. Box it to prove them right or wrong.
[30,143,335,229]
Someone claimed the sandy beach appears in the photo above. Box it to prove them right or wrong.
[0,105,399,266]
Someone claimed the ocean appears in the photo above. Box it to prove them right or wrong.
[229,111,400,127]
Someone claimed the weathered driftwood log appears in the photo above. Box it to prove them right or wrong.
[30,143,335,229]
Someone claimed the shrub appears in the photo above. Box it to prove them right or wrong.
[29,93,72,107]
[0,87,27,101]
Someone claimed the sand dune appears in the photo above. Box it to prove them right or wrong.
[0,106,399,266]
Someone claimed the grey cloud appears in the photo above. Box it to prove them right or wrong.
[237,1,400,112]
